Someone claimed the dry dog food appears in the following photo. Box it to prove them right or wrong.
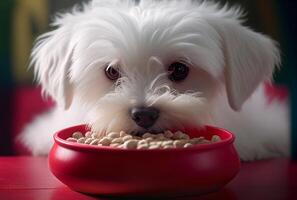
[66,130,221,149]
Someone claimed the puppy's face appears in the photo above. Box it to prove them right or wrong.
[32,0,280,135]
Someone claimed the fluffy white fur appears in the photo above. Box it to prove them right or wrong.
[19,0,289,161]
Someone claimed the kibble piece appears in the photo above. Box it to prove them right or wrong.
[66,137,77,142]
[184,143,193,148]
[108,132,120,139]
[77,138,86,143]
[123,140,138,149]
[85,131,93,138]
[163,145,174,149]
[149,144,160,149]
[174,140,189,147]
[156,133,164,138]
[180,133,190,140]
[122,135,133,142]
[110,143,121,147]
[84,138,94,144]
[119,131,127,137]
[112,138,124,144]
[134,136,143,140]
[144,137,154,142]
[137,144,149,149]
[138,140,148,145]
[142,132,154,139]
[156,134,166,140]
[91,133,98,139]
[150,141,163,146]
[99,137,111,146]
[201,139,211,144]
[190,137,205,144]
[90,139,99,145]
[172,131,184,140]
[161,140,173,146]
[178,139,188,145]
[173,140,184,148]
[164,130,174,138]
[72,131,83,139]
[211,135,221,142]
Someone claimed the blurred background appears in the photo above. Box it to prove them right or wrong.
[0,0,296,155]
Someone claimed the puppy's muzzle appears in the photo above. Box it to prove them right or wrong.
[131,107,159,129]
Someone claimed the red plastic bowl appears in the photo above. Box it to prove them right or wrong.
[48,125,240,197]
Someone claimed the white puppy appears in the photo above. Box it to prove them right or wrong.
[20,0,289,161]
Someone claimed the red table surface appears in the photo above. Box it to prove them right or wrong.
[0,156,296,200]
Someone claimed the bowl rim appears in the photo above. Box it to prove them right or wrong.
[53,124,235,153]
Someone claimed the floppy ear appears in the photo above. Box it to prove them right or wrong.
[205,12,280,110]
[31,25,74,109]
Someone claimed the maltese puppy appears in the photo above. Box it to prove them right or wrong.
[20,0,289,161]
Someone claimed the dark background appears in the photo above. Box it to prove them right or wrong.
[0,0,296,156]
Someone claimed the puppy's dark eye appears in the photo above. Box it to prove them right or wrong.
[105,65,120,81]
[168,62,189,82]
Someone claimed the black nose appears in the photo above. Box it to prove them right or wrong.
[131,107,159,129]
